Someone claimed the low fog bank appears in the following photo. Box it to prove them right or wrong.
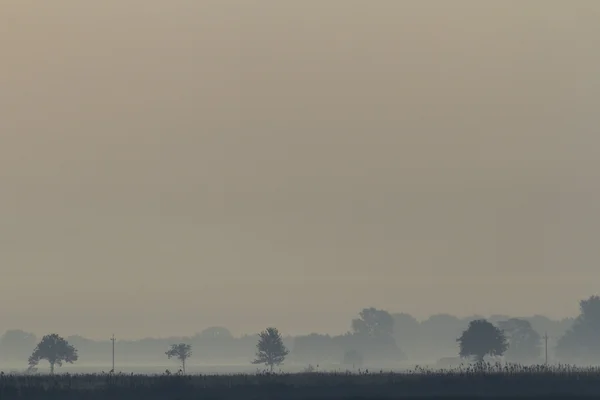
[6,295,600,374]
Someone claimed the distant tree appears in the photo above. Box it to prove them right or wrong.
[457,319,508,362]
[556,295,600,362]
[487,315,512,327]
[252,327,289,372]
[349,308,404,361]
[292,333,336,363]
[165,343,192,374]
[498,318,541,363]
[420,314,468,359]
[527,315,573,350]
[28,334,78,374]
[197,327,233,340]
[331,332,356,352]
[392,313,420,339]
[352,308,394,337]
[191,327,237,360]
[0,330,37,361]
[392,313,421,358]
[343,349,363,368]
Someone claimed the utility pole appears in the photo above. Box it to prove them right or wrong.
[543,332,548,365]
[110,334,116,372]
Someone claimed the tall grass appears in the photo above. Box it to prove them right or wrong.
[0,363,599,399]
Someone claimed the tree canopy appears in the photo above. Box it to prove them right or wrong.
[457,319,508,362]
[28,334,78,374]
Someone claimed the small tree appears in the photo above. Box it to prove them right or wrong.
[165,343,192,374]
[252,327,289,372]
[28,334,78,374]
[457,319,508,362]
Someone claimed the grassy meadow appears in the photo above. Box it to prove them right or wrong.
[0,363,599,399]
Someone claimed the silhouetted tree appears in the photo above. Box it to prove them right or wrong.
[165,343,192,374]
[498,318,541,363]
[556,295,600,362]
[28,334,78,374]
[457,319,508,362]
[252,327,289,372]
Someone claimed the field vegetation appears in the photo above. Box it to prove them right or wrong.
[1,363,599,399]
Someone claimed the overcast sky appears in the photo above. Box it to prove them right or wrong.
[1,1,600,339]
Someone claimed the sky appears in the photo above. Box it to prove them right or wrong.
[1,1,600,340]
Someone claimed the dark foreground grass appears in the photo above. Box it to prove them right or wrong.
[1,363,599,399]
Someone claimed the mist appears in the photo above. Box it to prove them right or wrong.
[1,1,600,342]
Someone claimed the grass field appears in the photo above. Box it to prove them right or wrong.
[0,363,598,399]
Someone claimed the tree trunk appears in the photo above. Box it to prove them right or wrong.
[182,358,186,374]
[269,363,273,373]
[50,362,55,375]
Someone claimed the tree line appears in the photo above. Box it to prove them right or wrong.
[3,295,600,373]
[19,327,290,374]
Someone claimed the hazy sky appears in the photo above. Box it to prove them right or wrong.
[2,1,600,339]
